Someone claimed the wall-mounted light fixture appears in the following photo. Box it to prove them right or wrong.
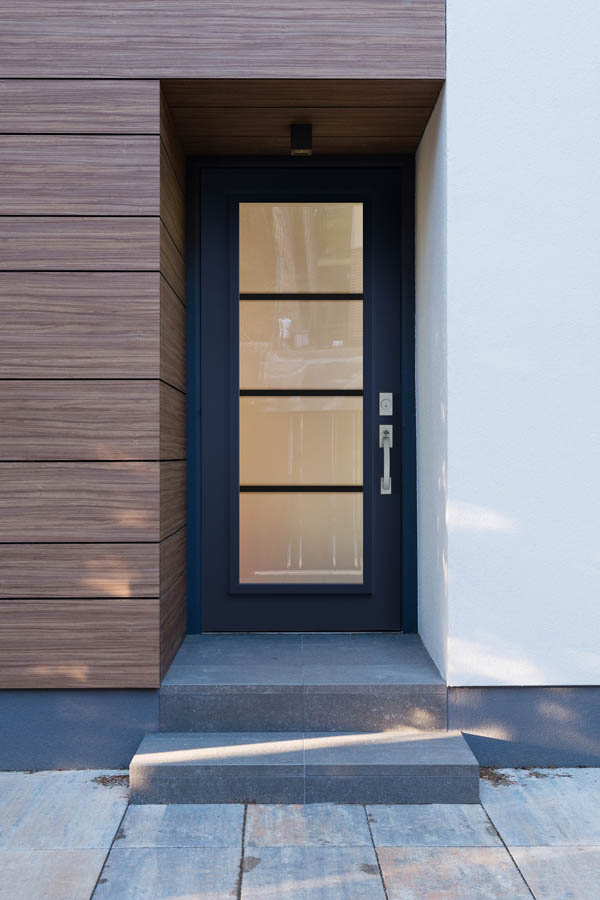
[290,123,312,156]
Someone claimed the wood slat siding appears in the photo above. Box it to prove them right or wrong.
[0,272,160,379]
[158,94,187,672]
[160,383,186,461]
[160,276,186,393]
[0,80,160,133]
[0,136,159,215]
[160,221,185,301]
[0,544,159,599]
[163,78,445,108]
[0,217,159,271]
[160,574,187,677]
[0,2,445,79]
[0,598,159,688]
[0,462,159,543]
[0,381,159,461]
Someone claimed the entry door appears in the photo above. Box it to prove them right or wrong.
[196,165,415,632]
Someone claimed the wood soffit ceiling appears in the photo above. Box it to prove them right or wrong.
[162,79,444,156]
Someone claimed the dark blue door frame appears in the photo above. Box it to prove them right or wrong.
[186,157,417,633]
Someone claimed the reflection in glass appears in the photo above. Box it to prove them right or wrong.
[240,299,363,390]
[240,203,363,294]
[240,396,362,486]
[240,492,363,584]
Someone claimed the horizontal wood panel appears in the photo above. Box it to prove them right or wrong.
[172,107,432,139]
[160,573,186,676]
[0,217,159,271]
[0,4,445,78]
[160,221,185,301]
[0,272,159,378]
[160,88,185,189]
[0,598,159,688]
[160,140,185,253]
[164,78,444,108]
[160,461,186,540]
[160,276,186,392]
[174,135,422,154]
[0,80,159,133]
[0,380,159,461]
[0,462,159,542]
[160,527,186,595]
[160,383,186,460]
[0,543,159,598]
[0,136,159,215]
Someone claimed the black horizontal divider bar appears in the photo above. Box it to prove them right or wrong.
[240,389,363,396]
[240,485,363,493]
[240,293,363,301]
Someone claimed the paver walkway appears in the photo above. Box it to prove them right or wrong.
[0,767,599,898]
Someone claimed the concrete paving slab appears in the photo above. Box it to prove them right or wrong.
[302,664,442,686]
[480,768,600,845]
[0,849,107,900]
[0,771,128,850]
[366,803,502,847]
[115,803,244,848]
[377,846,532,899]
[240,845,386,899]
[162,663,304,688]
[92,846,241,899]
[510,845,600,900]
[246,804,372,847]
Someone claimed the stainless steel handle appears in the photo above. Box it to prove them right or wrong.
[379,425,393,494]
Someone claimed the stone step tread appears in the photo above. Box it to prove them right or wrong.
[131,731,478,777]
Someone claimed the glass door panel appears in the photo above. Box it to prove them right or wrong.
[238,202,364,585]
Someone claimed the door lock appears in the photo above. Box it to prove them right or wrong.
[379,392,393,415]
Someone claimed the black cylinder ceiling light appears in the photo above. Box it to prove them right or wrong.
[290,123,312,156]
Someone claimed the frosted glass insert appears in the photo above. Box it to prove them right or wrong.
[240,492,363,584]
[240,396,362,486]
[240,203,363,293]
[240,299,363,389]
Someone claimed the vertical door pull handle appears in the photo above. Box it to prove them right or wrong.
[379,425,393,495]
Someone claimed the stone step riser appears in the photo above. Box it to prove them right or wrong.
[159,686,447,733]
[129,731,480,805]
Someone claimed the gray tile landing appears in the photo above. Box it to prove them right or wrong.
[160,632,446,733]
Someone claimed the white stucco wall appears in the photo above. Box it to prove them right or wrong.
[416,0,600,685]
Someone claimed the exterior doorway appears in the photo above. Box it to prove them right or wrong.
[187,162,416,631]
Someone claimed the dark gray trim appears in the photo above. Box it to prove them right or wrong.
[449,686,600,766]
[0,690,158,770]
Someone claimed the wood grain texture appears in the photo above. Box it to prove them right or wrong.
[0,462,159,542]
[160,87,185,188]
[0,3,445,79]
[160,139,185,253]
[160,276,186,392]
[0,217,159,271]
[160,573,186,677]
[160,382,186,460]
[0,598,159,688]
[0,79,159,133]
[0,272,159,378]
[172,106,432,139]
[0,136,159,215]
[0,543,159,599]
[160,220,185,301]
[160,527,186,595]
[0,380,159,461]
[163,78,445,108]
[179,135,423,155]
[160,461,186,540]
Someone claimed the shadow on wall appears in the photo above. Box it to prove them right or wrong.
[449,686,600,766]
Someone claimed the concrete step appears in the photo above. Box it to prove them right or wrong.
[160,633,447,733]
[130,731,479,805]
